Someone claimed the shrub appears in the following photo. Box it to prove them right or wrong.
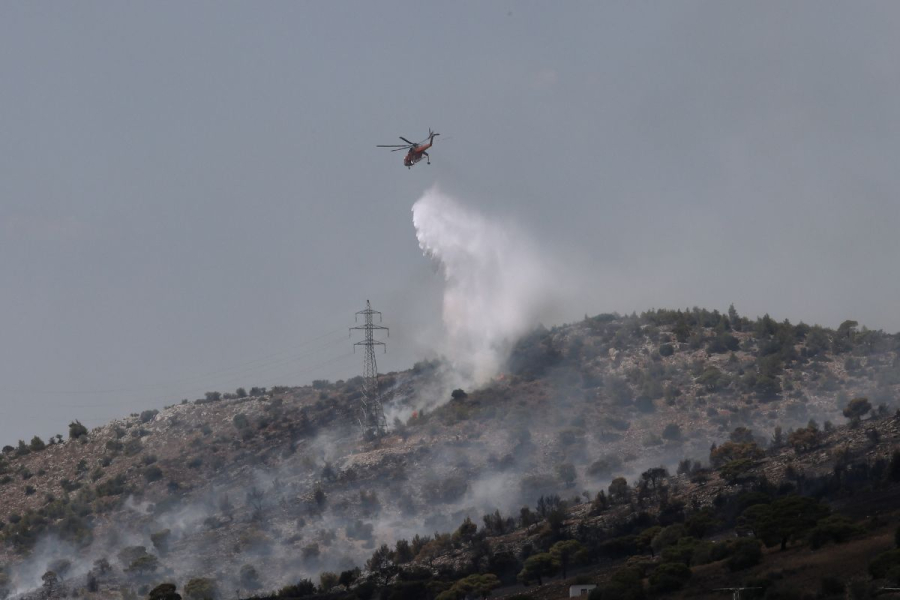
[96,474,127,496]
[556,463,577,487]
[144,465,162,483]
[710,441,764,467]
[662,423,682,441]
[788,425,822,453]
[151,529,171,553]
[124,554,158,576]
[820,576,845,597]
[592,567,644,600]
[602,417,630,433]
[124,438,142,456]
[869,549,900,580]
[635,397,655,413]
[427,475,468,503]
[139,410,159,424]
[239,565,262,590]
[727,538,762,571]
[184,578,217,600]
[659,343,675,357]
[890,450,900,483]
[588,455,623,478]
[720,459,756,484]
[147,583,178,600]
[843,397,872,423]
[648,562,691,593]
[277,579,315,598]
[808,515,863,549]
[517,553,558,586]
[29,436,46,451]
[438,574,501,600]
[608,477,629,503]
[68,421,88,439]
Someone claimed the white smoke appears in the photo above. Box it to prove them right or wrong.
[412,186,560,385]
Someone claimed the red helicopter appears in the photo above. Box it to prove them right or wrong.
[377,129,440,168]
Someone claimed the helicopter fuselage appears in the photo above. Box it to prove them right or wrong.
[403,141,434,168]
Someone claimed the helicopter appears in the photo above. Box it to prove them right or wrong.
[377,129,439,168]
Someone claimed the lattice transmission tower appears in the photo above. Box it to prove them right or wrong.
[714,588,762,600]
[350,300,389,437]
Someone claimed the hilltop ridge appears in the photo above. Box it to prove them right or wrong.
[1,307,899,599]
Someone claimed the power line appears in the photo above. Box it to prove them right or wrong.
[350,300,388,437]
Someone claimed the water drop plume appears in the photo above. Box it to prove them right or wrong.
[412,186,559,385]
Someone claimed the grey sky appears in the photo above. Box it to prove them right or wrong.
[1,2,899,444]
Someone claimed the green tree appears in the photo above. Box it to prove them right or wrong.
[720,459,756,484]
[807,515,863,549]
[635,526,662,557]
[651,524,686,556]
[69,420,88,439]
[662,423,682,441]
[276,580,315,598]
[608,477,629,503]
[318,572,339,593]
[648,562,691,593]
[518,553,558,586]
[453,517,478,545]
[709,441,764,467]
[365,544,396,586]
[591,567,644,600]
[869,549,900,580]
[550,539,586,578]
[29,436,45,451]
[742,495,830,550]
[184,578,217,600]
[556,463,577,488]
[842,397,872,424]
[727,538,762,571]
[144,466,163,482]
[437,574,501,600]
[41,572,58,597]
[126,554,159,576]
[148,583,182,600]
[239,564,261,591]
[661,536,701,566]
[150,530,171,554]
[788,425,822,453]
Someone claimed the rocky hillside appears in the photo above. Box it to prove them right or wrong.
[1,307,899,600]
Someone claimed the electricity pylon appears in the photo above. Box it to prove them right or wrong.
[350,300,389,437]
[714,588,762,600]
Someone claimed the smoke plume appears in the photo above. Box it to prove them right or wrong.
[412,186,560,385]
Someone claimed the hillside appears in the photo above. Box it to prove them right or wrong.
[2,307,900,600]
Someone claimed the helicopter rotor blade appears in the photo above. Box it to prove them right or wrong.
[399,137,414,145]
[377,144,411,148]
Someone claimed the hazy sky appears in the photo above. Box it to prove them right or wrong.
[2,2,899,444]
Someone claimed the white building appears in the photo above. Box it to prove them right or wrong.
[569,584,597,597]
